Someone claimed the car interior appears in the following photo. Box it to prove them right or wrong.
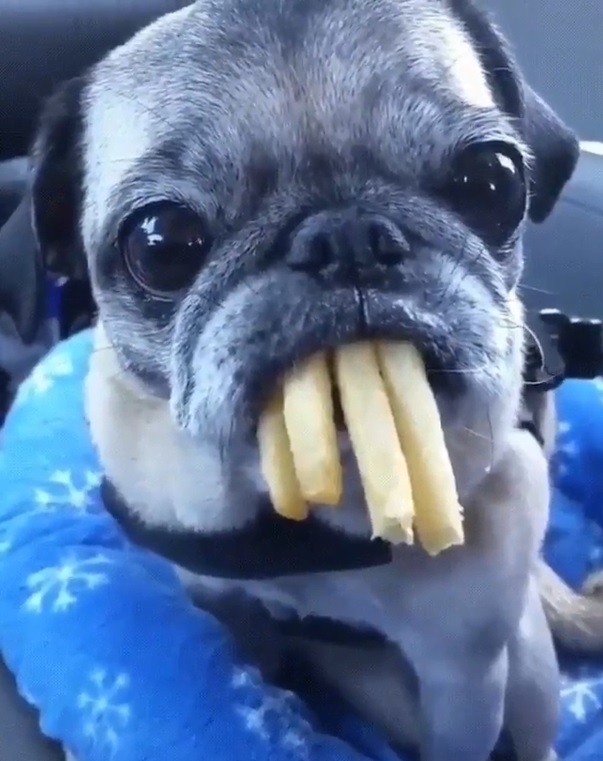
[0,0,601,759]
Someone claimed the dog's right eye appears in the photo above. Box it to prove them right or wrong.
[439,140,527,249]
[118,202,212,297]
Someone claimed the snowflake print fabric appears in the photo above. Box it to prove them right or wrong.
[0,331,401,761]
[0,330,603,761]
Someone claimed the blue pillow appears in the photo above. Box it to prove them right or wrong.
[0,331,402,761]
[1,331,603,761]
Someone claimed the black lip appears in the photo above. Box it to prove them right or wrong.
[245,295,464,439]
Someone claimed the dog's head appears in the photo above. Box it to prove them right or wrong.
[29,0,578,534]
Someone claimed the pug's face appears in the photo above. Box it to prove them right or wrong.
[31,0,578,507]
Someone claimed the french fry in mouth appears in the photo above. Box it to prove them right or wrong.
[257,339,465,554]
[257,391,309,521]
[334,342,414,543]
[376,341,464,555]
[283,353,342,505]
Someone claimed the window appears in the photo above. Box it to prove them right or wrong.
[488,0,603,141]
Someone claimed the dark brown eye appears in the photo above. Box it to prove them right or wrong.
[118,202,211,297]
[440,141,527,248]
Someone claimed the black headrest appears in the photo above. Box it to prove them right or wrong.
[0,196,44,343]
[0,0,193,161]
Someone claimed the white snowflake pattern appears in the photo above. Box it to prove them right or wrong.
[23,554,112,613]
[78,668,131,753]
[586,518,603,568]
[556,420,572,443]
[0,538,11,554]
[34,469,102,514]
[557,439,578,457]
[231,667,311,757]
[560,672,603,722]
[594,377,603,400]
[18,353,74,399]
[554,420,578,476]
[589,543,603,568]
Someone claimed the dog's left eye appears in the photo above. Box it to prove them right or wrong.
[442,141,527,248]
[118,202,212,296]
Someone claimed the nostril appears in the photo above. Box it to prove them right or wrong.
[287,230,332,271]
[284,208,411,276]
[309,233,334,269]
[367,223,408,266]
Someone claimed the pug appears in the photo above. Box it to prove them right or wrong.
[21,0,596,758]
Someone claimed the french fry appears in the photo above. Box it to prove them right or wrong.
[258,340,464,556]
[258,391,309,520]
[283,353,342,505]
[376,341,464,555]
[334,343,414,544]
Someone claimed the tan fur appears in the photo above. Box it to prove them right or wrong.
[539,562,603,654]
[525,390,603,654]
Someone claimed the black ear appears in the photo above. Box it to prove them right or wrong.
[0,193,44,343]
[0,77,87,342]
[31,75,88,278]
[447,1,580,224]
[520,84,580,223]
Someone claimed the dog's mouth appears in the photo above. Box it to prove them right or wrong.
[248,330,462,441]
[180,283,486,444]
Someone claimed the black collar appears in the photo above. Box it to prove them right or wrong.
[101,478,391,646]
[101,478,392,580]
[101,412,546,581]
[100,419,545,648]
[518,418,545,447]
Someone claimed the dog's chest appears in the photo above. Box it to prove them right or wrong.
[182,564,389,633]
[181,464,537,649]
[180,533,519,650]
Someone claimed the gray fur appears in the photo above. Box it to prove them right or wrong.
[32,1,582,759]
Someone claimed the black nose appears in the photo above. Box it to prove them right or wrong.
[286,208,410,278]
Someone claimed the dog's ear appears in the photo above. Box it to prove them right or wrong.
[0,77,87,342]
[31,75,88,279]
[448,1,579,223]
[520,84,580,224]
